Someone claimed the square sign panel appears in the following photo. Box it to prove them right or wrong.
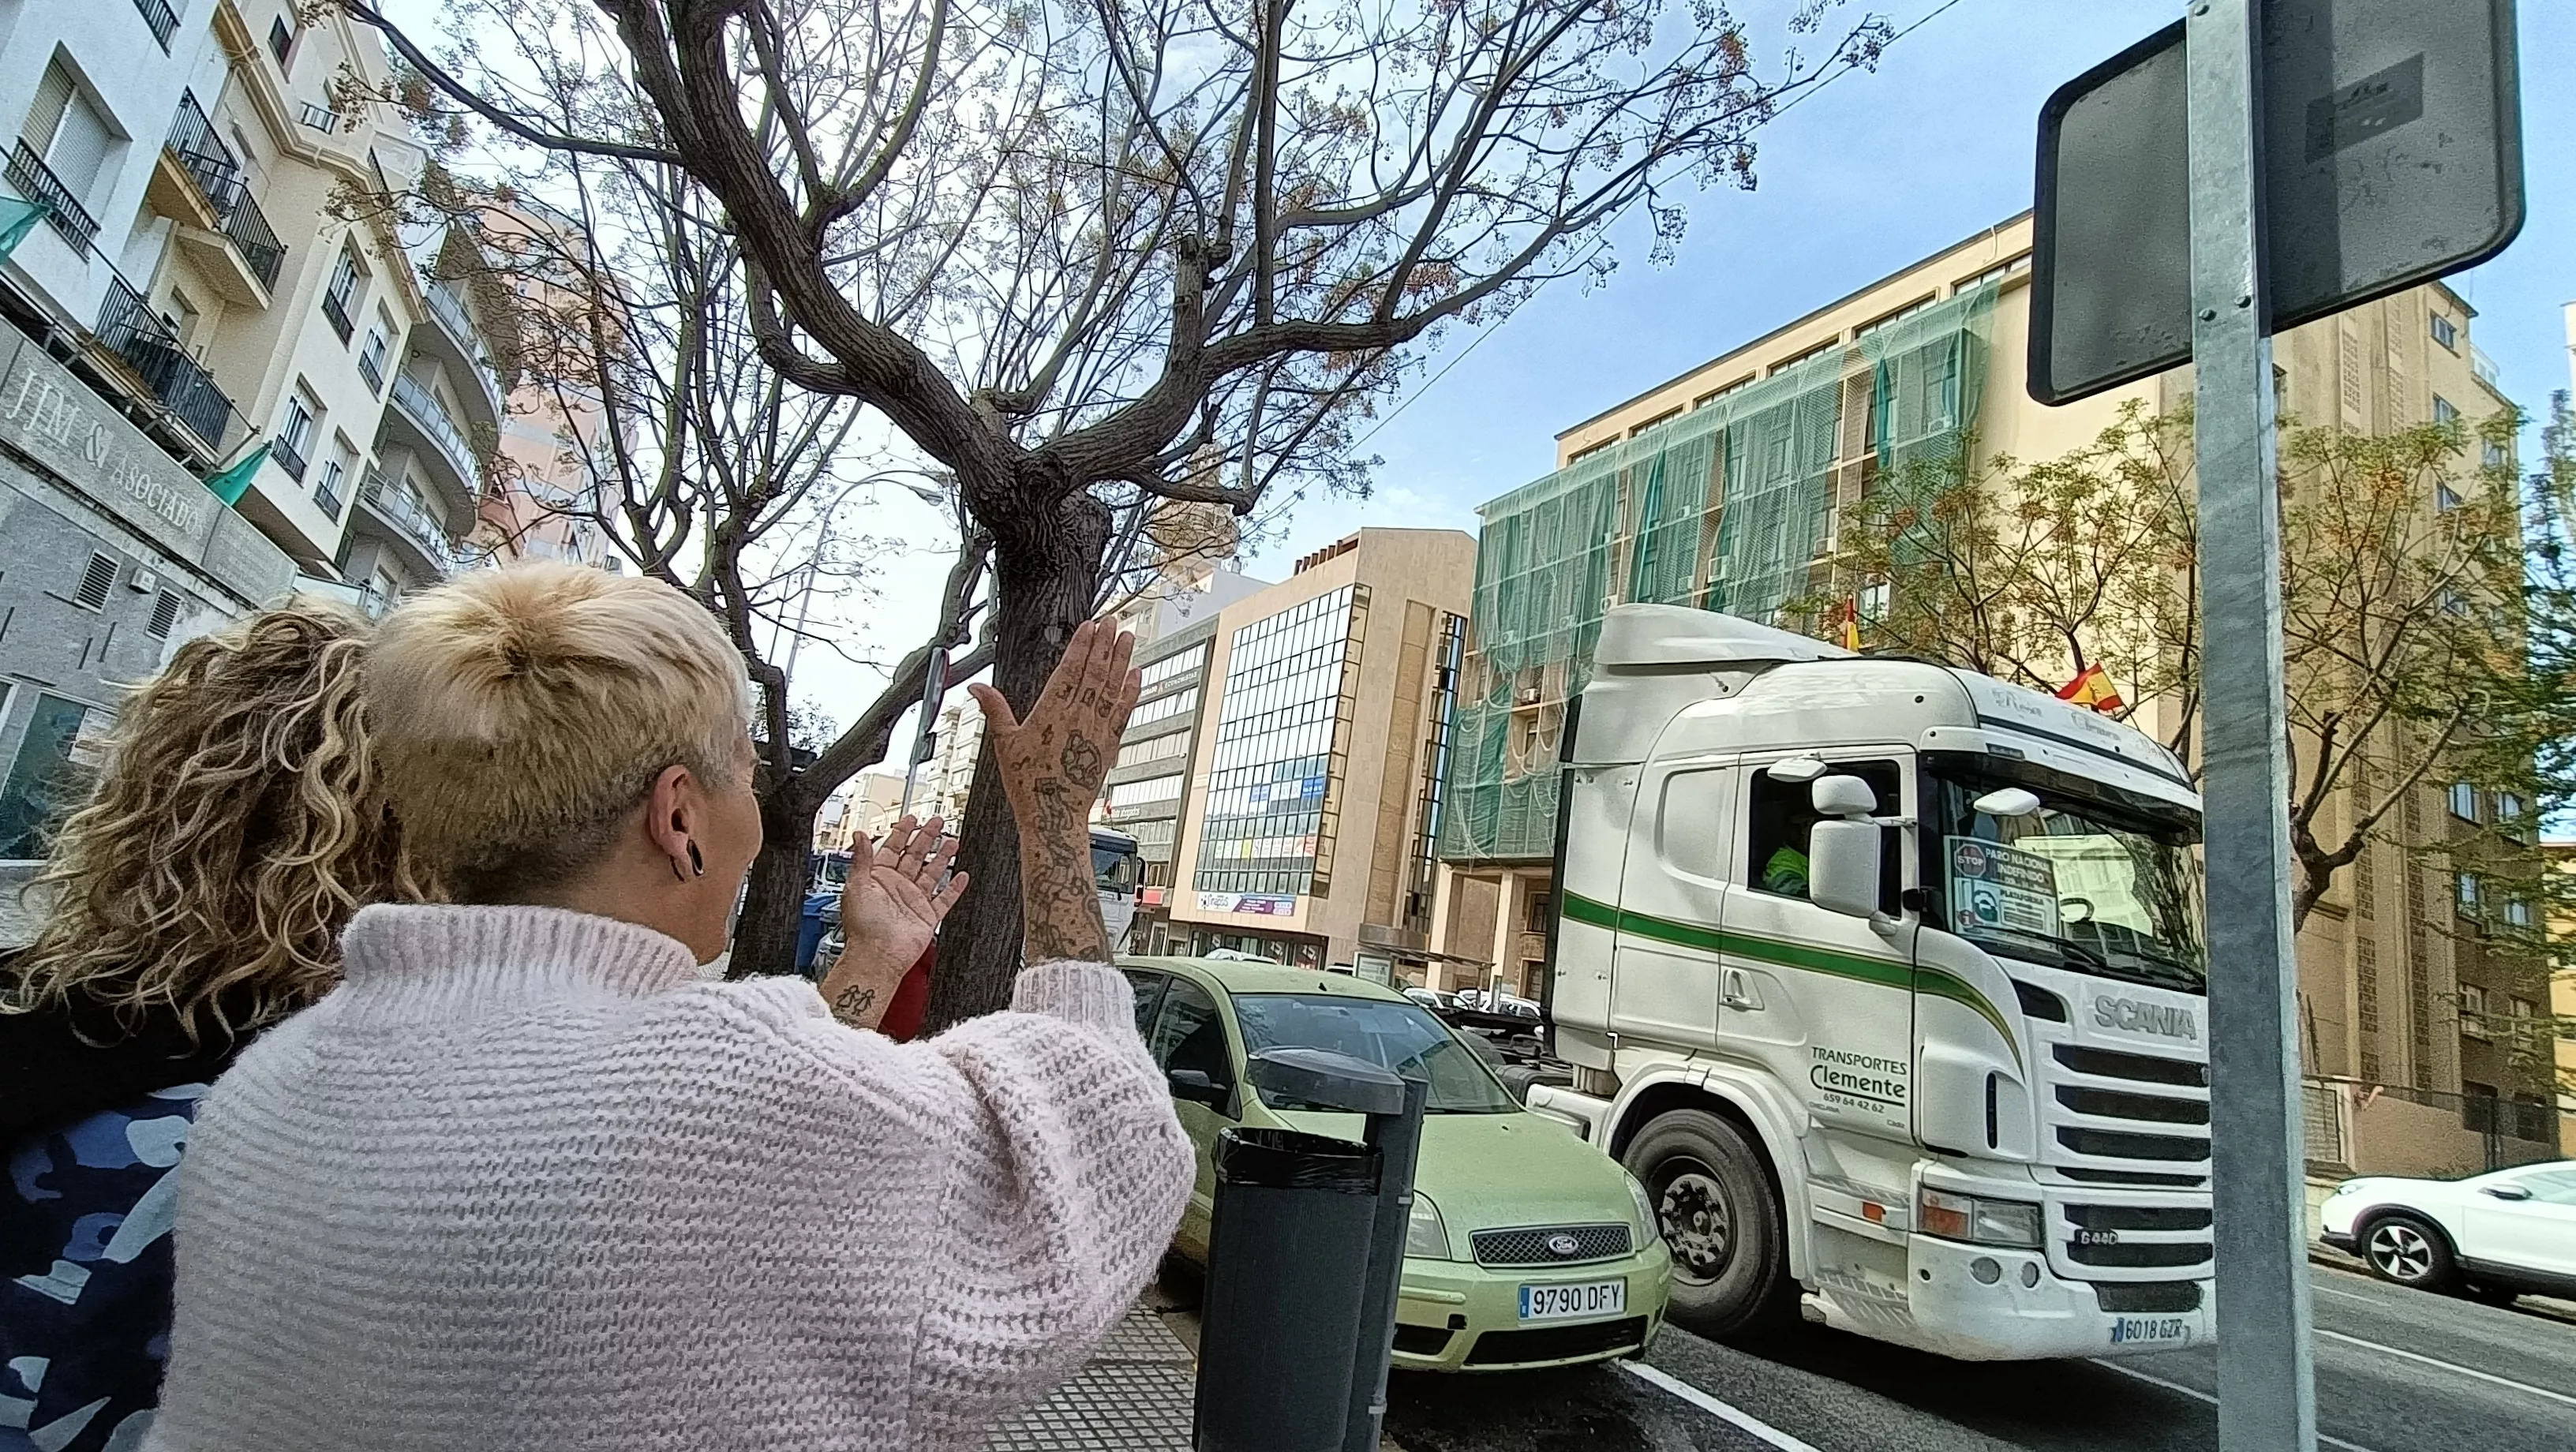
[2031,0,2522,406]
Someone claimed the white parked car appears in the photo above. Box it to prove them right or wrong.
[2319,1160,2576,1305]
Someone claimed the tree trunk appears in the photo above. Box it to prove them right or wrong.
[730,791,824,978]
[923,495,1111,1031]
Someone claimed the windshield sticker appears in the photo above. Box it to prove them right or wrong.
[1947,836,2061,937]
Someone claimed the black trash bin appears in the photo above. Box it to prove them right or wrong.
[1193,1128,1382,1452]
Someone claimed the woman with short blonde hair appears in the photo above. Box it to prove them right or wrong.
[146,564,1193,1452]
[2,600,424,1452]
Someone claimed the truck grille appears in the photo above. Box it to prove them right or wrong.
[2044,1045,2210,1176]
[1470,1223,1631,1267]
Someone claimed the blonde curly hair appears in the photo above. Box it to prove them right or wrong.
[2,600,431,1045]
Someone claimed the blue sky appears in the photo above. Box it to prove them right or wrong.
[1247,0,2576,578]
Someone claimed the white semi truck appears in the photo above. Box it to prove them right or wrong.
[1524,604,2214,1360]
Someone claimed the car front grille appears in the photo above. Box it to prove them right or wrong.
[1469,1223,1632,1267]
[1462,1315,1650,1367]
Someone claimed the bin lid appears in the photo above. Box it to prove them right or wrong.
[1247,1047,1410,1117]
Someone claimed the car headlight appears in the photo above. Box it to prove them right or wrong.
[1406,1191,1452,1259]
[1918,1187,2043,1249]
[1624,1172,1661,1243]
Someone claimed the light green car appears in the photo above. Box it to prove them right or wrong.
[1120,956,1672,1372]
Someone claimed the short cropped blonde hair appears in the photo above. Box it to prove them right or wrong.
[367,563,751,902]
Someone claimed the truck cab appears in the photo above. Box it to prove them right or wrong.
[1527,604,2212,1360]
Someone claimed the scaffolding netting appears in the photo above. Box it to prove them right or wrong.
[1438,282,1998,864]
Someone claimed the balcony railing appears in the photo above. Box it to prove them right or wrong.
[2470,345,2503,391]
[6,141,99,256]
[272,431,309,481]
[95,277,236,447]
[313,460,344,520]
[361,465,456,574]
[298,102,341,133]
[390,372,482,485]
[223,190,284,290]
[357,350,384,394]
[130,0,178,50]
[321,290,354,342]
[167,92,248,219]
[424,282,507,403]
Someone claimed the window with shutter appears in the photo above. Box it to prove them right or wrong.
[147,589,180,638]
[21,62,74,155]
[74,552,117,610]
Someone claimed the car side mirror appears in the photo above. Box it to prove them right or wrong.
[2480,1184,2533,1201]
[1168,1068,1231,1110]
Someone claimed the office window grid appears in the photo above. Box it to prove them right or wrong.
[1195,586,1368,898]
[1115,730,1192,770]
[1139,643,1208,690]
[1106,774,1183,811]
[1128,687,1199,730]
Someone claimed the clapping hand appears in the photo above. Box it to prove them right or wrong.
[820,814,964,1030]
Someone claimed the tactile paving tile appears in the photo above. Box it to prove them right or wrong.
[983,1308,1198,1450]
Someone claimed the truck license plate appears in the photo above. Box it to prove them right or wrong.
[1519,1279,1625,1323]
[2109,1315,2192,1347]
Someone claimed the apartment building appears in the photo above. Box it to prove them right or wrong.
[0,0,579,882]
[1433,211,2553,1141]
[1139,529,1473,976]
[1098,612,1223,955]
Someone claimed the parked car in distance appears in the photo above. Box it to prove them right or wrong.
[1403,986,1462,1014]
[1122,956,1672,1372]
[2319,1159,2576,1304]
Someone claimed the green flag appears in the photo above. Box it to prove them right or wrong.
[0,196,45,264]
[202,442,269,506]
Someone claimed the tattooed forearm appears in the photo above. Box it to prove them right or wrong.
[1020,791,1109,964]
[831,983,878,1029]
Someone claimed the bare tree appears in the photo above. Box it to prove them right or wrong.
[347,0,1898,1020]
[345,40,996,977]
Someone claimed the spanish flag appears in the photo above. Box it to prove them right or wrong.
[1840,598,1863,652]
[2055,662,2125,713]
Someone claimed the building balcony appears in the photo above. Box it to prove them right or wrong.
[6,141,100,256]
[130,0,179,49]
[354,464,457,584]
[383,372,485,515]
[152,92,283,303]
[94,276,236,451]
[418,282,507,428]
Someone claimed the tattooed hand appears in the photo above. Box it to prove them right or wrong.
[969,619,1140,965]
[819,814,964,1031]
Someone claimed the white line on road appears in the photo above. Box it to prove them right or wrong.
[1620,1360,1826,1452]
[2087,1360,2382,1452]
[2315,1327,2576,1409]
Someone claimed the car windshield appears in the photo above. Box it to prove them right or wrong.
[1230,994,1519,1114]
[1091,843,1138,893]
[1926,763,2205,993]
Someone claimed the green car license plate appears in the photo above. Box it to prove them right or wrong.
[1519,1279,1625,1323]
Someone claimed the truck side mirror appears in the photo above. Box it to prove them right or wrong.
[1809,819,1882,919]
[1808,773,1882,919]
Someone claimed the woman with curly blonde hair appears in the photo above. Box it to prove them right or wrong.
[1,599,425,1452]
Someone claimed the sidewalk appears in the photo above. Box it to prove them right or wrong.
[983,1304,1197,1450]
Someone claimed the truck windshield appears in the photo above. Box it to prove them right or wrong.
[1231,994,1519,1113]
[1925,768,2204,993]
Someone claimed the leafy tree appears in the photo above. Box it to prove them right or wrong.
[343,0,1900,1022]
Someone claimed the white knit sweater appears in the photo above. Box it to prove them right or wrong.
[142,904,1193,1452]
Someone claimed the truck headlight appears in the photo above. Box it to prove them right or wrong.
[1624,1172,1661,1244]
[1406,1192,1453,1259]
[1918,1187,2043,1249]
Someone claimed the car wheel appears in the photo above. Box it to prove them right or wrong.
[2463,1281,2519,1308]
[1623,1108,1793,1342]
[2360,1213,2456,1292]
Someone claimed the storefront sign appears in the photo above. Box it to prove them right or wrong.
[1195,892,1298,916]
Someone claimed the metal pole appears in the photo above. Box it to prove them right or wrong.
[1343,1073,1428,1452]
[2184,3,2316,1450]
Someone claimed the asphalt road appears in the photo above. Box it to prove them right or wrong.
[1383,1263,2576,1452]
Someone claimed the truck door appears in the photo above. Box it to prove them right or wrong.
[1605,759,1737,1050]
[1720,754,1915,1143]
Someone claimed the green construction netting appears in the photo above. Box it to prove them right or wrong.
[1439,281,1998,864]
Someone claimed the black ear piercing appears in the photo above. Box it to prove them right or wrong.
[687,841,706,877]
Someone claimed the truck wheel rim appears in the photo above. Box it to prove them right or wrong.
[2367,1222,2431,1281]
[1657,1163,1734,1283]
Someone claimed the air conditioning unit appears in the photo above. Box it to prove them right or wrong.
[1515,686,1542,705]
[129,567,160,593]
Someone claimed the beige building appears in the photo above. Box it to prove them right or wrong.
[1154,529,1474,975]
[1435,212,2555,1151]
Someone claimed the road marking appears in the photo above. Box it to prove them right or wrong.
[2315,1327,2576,1409]
[2311,1283,2382,1305]
[1621,1360,1826,1452]
[2087,1360,2382,1452]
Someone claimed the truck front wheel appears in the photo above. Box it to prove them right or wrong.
[1624,1109,1794,1342]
